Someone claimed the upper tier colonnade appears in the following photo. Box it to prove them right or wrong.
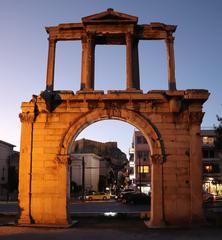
[45,8,177,92]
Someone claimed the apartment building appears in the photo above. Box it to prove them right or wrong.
[129,130,151,194]
[130,129,222,196]
[201,129,222,195]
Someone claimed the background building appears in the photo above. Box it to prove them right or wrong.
[70,153,101,192]
[0,140,19,200]
[70,138,128,194]
[201,129,222,195]
[130,129,222,196]
[129,131,151,194]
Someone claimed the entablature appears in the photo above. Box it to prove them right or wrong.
[45,9,176,43]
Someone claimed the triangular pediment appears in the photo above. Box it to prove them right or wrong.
[82,8,138,24]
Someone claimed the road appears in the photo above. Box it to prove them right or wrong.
[0,200,149,215]
[2,200,222,215]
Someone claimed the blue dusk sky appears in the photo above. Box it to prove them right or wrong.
[0,0,221,155]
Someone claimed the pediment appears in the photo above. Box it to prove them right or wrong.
[82,8,138,24]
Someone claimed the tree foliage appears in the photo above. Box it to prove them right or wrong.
[214,115,222,150]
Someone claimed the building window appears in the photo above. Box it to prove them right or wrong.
[129,167,134,175]
[204,165,213,173]
[202,149,215,158]
[138,165,150,173]
[137,151,149,161]
[136,136,147,144]
[203,164,220,173]
[202,136,214,145]
[1,167,5,181]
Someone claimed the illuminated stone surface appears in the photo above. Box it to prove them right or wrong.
[18,9,209,227]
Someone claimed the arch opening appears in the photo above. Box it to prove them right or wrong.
[57,109,164,223]
[67,119,153,218]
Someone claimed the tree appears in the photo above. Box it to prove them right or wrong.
[98,175,107,192]
[214,115,222,150]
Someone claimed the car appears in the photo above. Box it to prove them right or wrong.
[203,191,215,202]
[122,192,151,204]
[85,192,111,201]
[115,189,135,201]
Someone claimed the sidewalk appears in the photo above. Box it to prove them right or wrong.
[1,206,222,239]
[0,217,222,240]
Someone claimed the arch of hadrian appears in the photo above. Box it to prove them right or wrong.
[18,9,209,226]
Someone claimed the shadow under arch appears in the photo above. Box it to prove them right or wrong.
[58,108,166,226]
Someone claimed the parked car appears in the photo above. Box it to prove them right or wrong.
[203,191,215,202]
[122,192,151,204]
[115,189,135,201]
[85,192,111,201]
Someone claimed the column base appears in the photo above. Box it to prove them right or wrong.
[17,215,34,225]
[77,90,104,94]
[17,220,78,228]
[144,219,166,228]
[108,89,143,94]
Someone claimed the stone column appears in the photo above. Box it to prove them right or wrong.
[18,110,35,224]
[165,35,176,91]
[80,33,95,90]
[189,112,205,223]
[148,154,165,227]
[126,33,134,90]
[132,39,140,90]
[46,38,56,91]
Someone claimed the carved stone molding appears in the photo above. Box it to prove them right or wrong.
[88,101,99,110]
[189,112,204,124]
[151,154,163,164]
[56,154,70,165]
[19,112,35,123]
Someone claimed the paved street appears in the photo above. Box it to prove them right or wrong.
[2,199,222,215]
[0,201,222,239]
[70,200,149,213]
[0,200,149,215]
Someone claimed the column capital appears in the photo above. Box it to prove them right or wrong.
[48,37,57,43]
[125,32,133,43]
[56,154,71,165]
[166,34,175,44]
[19,112,35,123]
[82,32,96,43]
[189,112,204,124]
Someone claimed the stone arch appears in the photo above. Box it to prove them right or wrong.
[58,107,165,226]
[59,108,162,157]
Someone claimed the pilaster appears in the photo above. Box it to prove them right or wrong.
[18,111,35,224]
[189,112,205,223]
[148,154,165,227]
